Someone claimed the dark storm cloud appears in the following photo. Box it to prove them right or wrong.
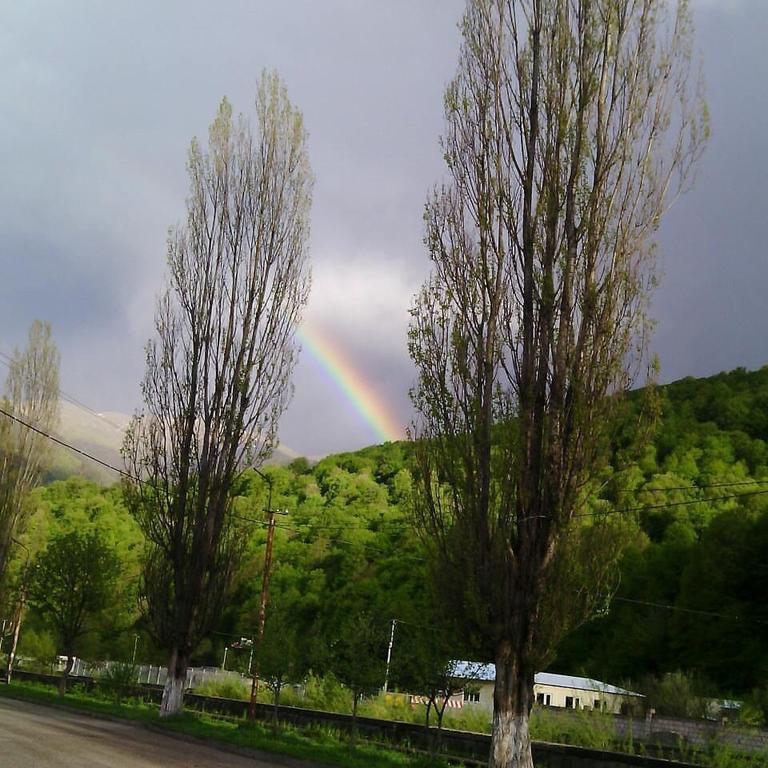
[0,1,764,456]
[651,0,768,384]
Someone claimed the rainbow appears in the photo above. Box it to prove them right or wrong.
[297,326,404,444]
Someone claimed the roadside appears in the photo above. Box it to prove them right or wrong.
[0,696,319,768]
[0,682,446,768]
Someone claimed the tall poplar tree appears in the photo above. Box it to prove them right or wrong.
[409,2,708,766]
[0,320,59,588]
[123,71,313,717]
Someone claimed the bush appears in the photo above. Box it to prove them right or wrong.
[99,662,138,704]
[300,673,351,714]
[15,629,57,673]
[640,671,709,718]
[738,687,768,728]
[195,677,250,701]
[531,707,616,749]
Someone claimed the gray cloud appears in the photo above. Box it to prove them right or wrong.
[651,0,768,382]
[0,0,764,458]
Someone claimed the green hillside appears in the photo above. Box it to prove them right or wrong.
[11,365,768,711]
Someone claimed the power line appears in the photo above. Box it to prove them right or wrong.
[611,596,768,627]
[615,478,768,493]
[232,514,427,562]
[0,404,136,481]
[0,349,127,435]
[1,381,767,532]
[576,487,768,518]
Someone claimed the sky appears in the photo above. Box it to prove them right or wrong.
[0,0,766,458]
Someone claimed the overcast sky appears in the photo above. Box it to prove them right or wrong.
[1,0,766,458]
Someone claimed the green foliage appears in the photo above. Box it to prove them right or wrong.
[15,366,768,709]
[98,662,138,705]
[27,530,121,660]
[530,707,616,749]
[639,671,709,718]
[739,686,768,728]
[16,628,57,672]
[554,367,768,696]
[195,677,250,701]
[300,673,354,713]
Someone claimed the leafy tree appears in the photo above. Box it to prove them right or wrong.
[393,620,479,754]
[28,531,119,693]
[330,611,387,747]
[0,320,59,589]
[259,601,307,727]
[122,72,313,717]
[409,1,707,766]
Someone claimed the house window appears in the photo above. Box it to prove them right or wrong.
[565,696,574,709]
[536,693,551,706]
[594,699,605,711]
[463,690,480,703]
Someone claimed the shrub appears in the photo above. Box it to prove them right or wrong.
[300,673,351,714]
[195,677,250,701]
[99,662,138,705]
[739,687,768,728]
[640,671,709,718]
[530,707,616,749]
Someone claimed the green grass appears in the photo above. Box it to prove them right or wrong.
[0,681,453,768]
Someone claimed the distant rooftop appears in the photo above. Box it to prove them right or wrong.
[451,661,643,698]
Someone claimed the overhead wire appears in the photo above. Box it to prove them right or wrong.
[1,378,767,577]
[0,404,137,482]
[610,596,768,627]
[0,349,127,435]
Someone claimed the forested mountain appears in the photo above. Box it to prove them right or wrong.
[12,366,768,703]
[554,366,768,694]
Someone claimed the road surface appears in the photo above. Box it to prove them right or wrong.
[0,697,292,767]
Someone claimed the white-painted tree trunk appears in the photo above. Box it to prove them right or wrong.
[489,647,534,768]
[159,648,188,717]
[5,609,23,683]
[489,710,533,768]
[59,654,74,696]
[160,672,185,717]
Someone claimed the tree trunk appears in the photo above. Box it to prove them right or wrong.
[350,690,359,749]
[436,700,447,755]
[159,648,188,717]
[5,594,25,683]
[488,651,534,768]
[59,654,74,696]
[272,683,281,731]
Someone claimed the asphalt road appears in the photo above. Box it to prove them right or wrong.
[0,697,291,767]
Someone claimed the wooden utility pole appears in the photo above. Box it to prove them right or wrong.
[248,471,278,720]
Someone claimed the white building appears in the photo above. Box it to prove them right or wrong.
[452,662,644,715]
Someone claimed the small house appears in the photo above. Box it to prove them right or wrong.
[452,662,644,715]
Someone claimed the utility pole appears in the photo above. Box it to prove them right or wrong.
[383,618,397,693]
[248,468,279,720]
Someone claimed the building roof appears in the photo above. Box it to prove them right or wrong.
[451,661,643,698]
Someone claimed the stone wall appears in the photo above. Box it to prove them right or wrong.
[612,711,768,753]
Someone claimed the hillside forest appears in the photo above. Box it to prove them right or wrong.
[4,366,768,717]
